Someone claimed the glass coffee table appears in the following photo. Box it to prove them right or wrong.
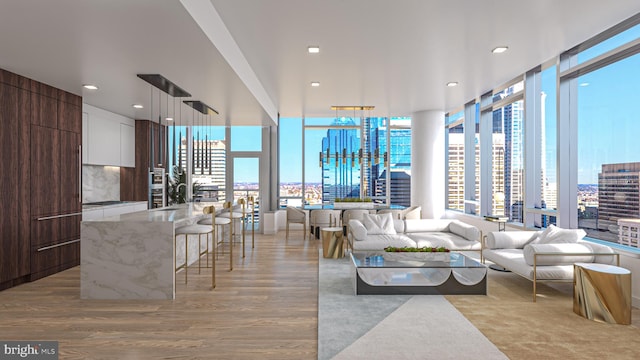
[350,251,487,295]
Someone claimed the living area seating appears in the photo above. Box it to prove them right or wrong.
[347,214,481,252]
[481,225,619,302]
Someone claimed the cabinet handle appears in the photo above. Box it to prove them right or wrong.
[37,238,80,252]
[37,212,82,221]
[79,145,82,203]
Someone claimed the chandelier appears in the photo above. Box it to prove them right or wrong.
[318,105,388,168]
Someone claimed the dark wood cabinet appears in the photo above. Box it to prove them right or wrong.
[0,68,82,288]
[31,92,57,128]
[29,114,82,281]
[121,120,166,202]
[57,94,82,133]
[0,82,31,289]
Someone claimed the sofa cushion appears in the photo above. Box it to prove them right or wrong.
[393,219,405,233]
[523,243,597,266]
[533,225,586,244]
[349,219,368,241]
[351,234,416,251]
[449,220,480,242]
[410,232,481,250]
[580,241,617,264]
[485,231,541,249]
[362,213,397,235]
[404,219,452,233]
[483,249,575,280]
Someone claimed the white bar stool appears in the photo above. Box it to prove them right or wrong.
[198,205,233,271]
[174,205,214,287]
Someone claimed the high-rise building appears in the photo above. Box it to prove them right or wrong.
[321,117,361,202]
[368,118,411,205]
[492,86,524,222]
[597,162,640,230]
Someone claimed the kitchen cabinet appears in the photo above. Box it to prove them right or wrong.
[120,123,135,167]
[0,67,83,289]
[83,104,135,167]
[0,81,31,290]
[30,127,82,280]
[121,120,166,203]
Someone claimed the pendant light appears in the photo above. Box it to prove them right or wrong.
[192,107,196,175]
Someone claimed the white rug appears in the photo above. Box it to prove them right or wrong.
[318,251,508,360]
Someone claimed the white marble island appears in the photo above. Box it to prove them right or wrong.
[81,203,216,300]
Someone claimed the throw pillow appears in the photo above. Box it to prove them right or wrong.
[362,213,397,235]
[534,224,586,244]
[348,219,368,241]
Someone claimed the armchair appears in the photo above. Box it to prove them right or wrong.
[285,207,307,240]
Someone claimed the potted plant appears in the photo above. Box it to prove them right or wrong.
[167,166,202,205]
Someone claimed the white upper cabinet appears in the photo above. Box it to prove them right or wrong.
[120,123,135,167]
[83,104,135,167]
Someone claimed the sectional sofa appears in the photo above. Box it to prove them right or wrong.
[347,214,481,252]
[482,225,619,301]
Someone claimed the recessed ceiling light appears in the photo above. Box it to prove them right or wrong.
[308,46,320,54]
[492,46,509,54]
[83,84,99,90]
[446,82,459,87]
[165,117,174,121]
[311,81,320,87]
[132,104,144,109]
[579,82,590,87]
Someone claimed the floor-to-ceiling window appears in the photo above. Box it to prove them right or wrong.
[278,115,411,207]
[575,47,640,242]
[279,117,303,207]
[446,110,465,211]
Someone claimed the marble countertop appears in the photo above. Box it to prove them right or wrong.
[84,202,226,224]
[82,201,147,211]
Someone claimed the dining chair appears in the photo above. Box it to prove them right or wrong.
[403,205,422,219]
[286,206,307,240]
[310,209,342,239]
[376,209,404,220]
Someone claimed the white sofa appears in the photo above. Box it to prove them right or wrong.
[482,225,619,301]
[347,215,481,252]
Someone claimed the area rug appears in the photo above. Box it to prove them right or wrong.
[317,251,508,360]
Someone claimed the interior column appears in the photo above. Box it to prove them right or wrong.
[411,110,445,219]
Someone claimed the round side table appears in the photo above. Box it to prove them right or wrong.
[573,262,631,325]
[321,227,345,259]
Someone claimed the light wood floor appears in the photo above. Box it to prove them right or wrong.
[0,231,320,360]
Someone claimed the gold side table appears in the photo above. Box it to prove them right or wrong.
[321,227,345,259]
[573,262,631,325]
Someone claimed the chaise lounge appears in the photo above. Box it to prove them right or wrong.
[481,225,619,301]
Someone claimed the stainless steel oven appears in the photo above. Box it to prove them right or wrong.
[149,168,166,208]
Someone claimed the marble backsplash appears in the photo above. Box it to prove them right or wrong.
[82,165,120,203]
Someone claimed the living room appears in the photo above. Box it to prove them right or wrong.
[1,1,640,359]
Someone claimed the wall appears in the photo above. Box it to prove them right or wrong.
[447,210,640,308]
[82,165,120,203]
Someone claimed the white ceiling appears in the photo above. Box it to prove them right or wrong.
[1,0,639,126]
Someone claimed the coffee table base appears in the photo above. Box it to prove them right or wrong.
[354,270,487,295]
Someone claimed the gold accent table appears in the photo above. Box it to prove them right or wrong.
[321,227,345,259]
[573,262,632,325]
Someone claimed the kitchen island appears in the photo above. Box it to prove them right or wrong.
[81,203,219,300]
